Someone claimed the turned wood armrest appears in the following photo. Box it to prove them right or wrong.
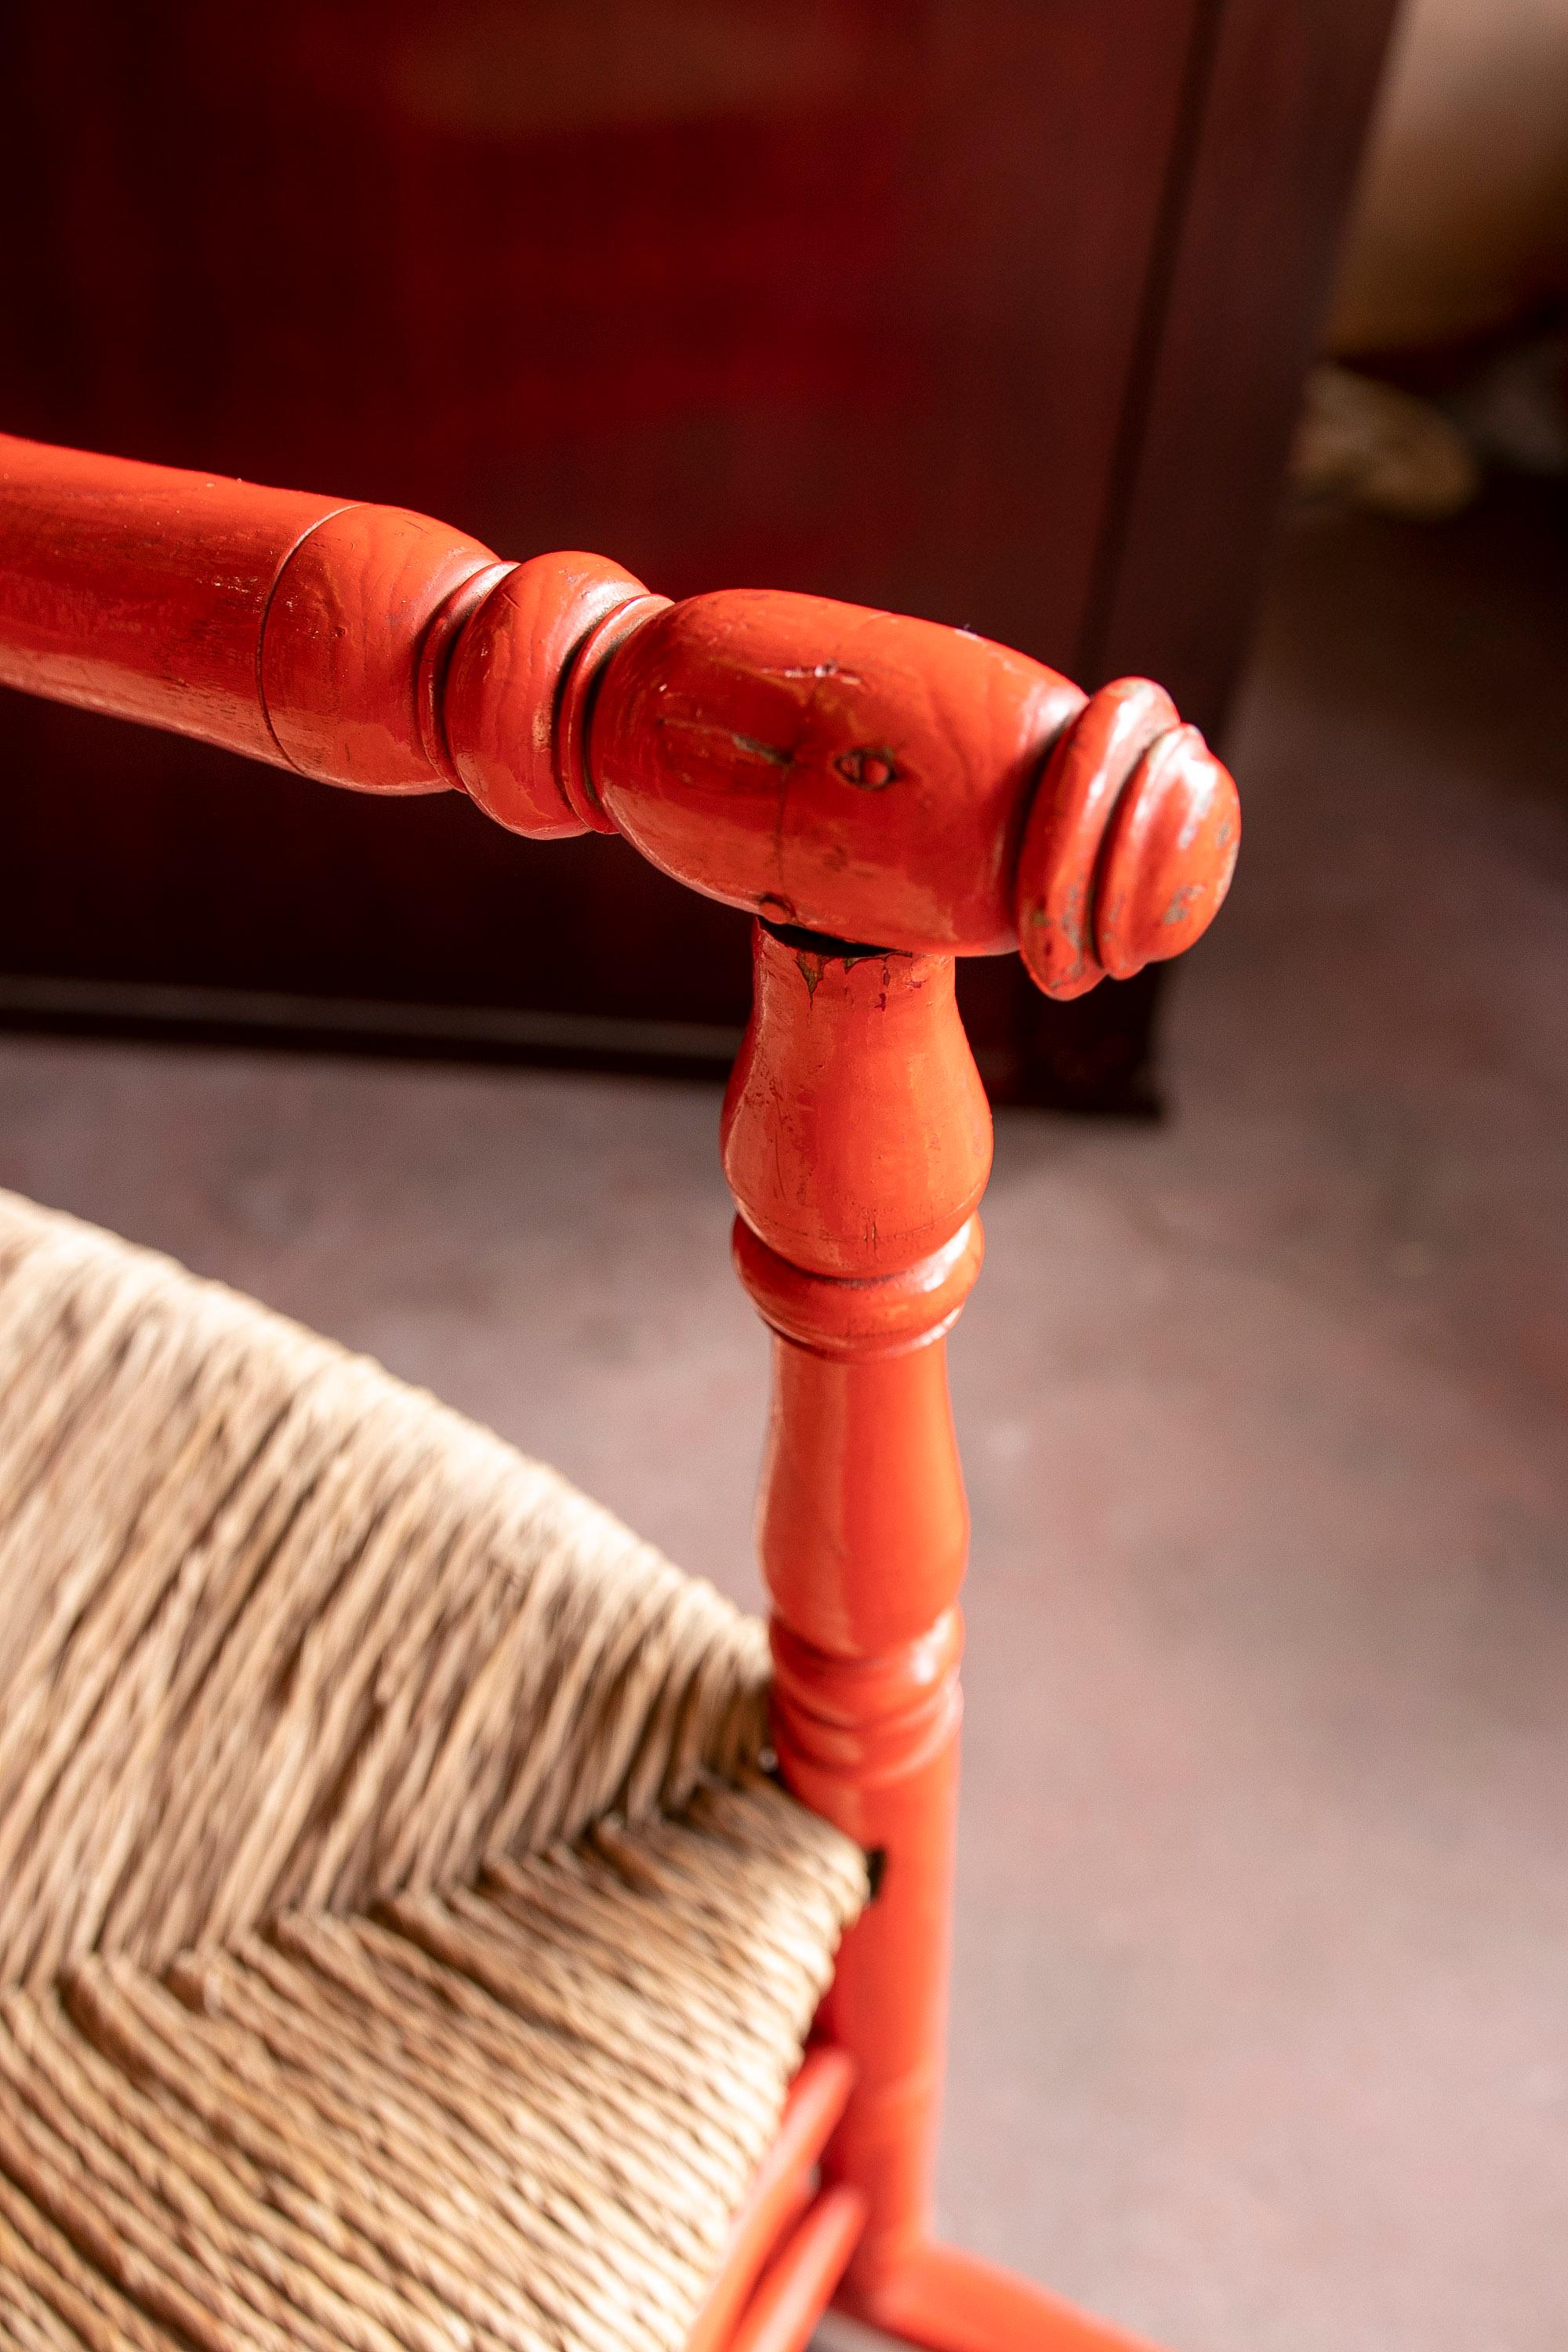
[0,433,1236,998]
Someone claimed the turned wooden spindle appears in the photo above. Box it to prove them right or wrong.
[0,432,1225,2352]
[722,932,1153,2351]
[0,434,1237,989]
[723,928,985,2294]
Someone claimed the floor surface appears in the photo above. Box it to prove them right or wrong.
[1,488,1564,2351]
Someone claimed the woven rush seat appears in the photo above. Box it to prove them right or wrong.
[0,1189,866,2352]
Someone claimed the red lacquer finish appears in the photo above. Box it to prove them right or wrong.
[727,2185,868,2352]
[724,928,977,2289]
[588,590,1086,953]
[862,2243,1165,2352]
[722,924,1168,2348]
[0,434,1236,993]
[686,2049,857,2352]
[0,432,1242,2352]
[443,553,666,838]
[0,436,339,767]
[723,938,992,1281]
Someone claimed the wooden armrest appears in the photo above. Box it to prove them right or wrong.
[0,432,1236,996]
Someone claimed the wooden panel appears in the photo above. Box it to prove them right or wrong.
[1080,0,1403,733]
[1,2,1201,641]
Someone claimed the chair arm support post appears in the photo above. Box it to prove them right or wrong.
[723,924,989,2295]
[723,929,1180,2350]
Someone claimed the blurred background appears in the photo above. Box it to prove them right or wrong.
[2,3,1566,2347]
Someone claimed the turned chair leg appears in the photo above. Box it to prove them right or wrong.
[724,923,1156,2352]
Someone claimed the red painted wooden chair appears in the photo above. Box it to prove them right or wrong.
[0,436,1237,2352]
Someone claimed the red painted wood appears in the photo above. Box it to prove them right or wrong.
[722,928,982,2287]
[2,0,1210,1090]
[720,924,1178,2350]
[686,2048,856,2352]
[0,435,1238,991]
[1014,675,1238,999]
[725,2185,868,2352]
[588,590,1084,954]
[444,554,666,837]
[855,2241,1164,2352]
[0,437,334,764]
[0,0,1388,1106]
[0,433,496,790]
[723,943,991,1279]
[1,2,1204,662]
[258,510,505,794]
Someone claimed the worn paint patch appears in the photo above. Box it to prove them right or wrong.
[733,732,793,768]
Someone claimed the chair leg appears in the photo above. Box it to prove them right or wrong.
[724,921,1164,2352]
[728,2187,869,2352]
[688,2051,857,2352]
[844,2242,1161,2352]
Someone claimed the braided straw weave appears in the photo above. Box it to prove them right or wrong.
[0,1190,866,2351]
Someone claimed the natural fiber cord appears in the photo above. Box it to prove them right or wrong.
[0,1190,866,2351]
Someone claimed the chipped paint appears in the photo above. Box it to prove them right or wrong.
[733,732,793,768]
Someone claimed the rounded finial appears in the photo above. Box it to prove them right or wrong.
[1014,678,1239,1000]
[1094,723,1240,980]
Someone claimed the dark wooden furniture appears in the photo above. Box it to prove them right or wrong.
[0,0,1397,1105]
